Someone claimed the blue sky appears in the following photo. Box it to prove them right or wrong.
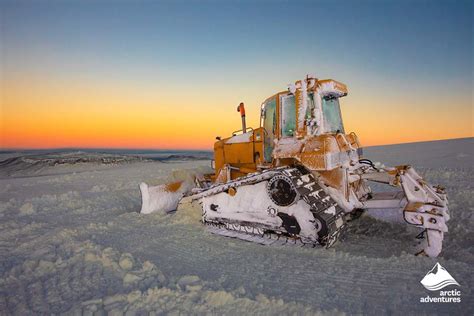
[3,1,471,75]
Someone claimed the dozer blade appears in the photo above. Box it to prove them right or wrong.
[139,180,194,214]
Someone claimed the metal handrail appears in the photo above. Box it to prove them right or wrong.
[231,127,254,136]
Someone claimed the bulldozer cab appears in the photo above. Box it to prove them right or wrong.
[213,78,352,181]
[260,87,346,162]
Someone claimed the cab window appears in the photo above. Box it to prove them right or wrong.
[280,95,296,137]
[322,97,344,133]
[262,97,276,162]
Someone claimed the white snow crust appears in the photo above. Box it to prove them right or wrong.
[225,132,252,144]
[0,138,472,314]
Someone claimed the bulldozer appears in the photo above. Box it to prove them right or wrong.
[139,75,449,257]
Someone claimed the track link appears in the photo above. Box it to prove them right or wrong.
[282,168,346,247]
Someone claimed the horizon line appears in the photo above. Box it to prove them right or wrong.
[1,136,472,152]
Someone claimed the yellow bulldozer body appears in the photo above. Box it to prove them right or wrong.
[212,78,360,191]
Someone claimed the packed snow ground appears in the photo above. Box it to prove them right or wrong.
[0,138,472,315]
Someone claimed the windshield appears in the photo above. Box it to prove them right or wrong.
[281,95,296,137]
[322,97,344,133]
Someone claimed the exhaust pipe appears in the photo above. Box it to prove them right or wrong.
[237,102,246,133]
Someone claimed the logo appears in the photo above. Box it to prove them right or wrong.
[419,262,461,303]
[420,262,460,291]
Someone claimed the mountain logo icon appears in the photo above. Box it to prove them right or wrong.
[420,262,460,291]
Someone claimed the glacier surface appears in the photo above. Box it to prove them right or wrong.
[0,138,472,314]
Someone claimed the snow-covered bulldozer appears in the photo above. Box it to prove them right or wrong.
[140,75,449,257]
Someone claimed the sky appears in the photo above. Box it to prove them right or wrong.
[1,0,472,150]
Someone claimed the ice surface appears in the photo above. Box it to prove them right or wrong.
[0,138,472,314]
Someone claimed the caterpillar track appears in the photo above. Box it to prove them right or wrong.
[282,168,346,247]
[195,167,346,248]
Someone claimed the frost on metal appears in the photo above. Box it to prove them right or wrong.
[225,132,253,144]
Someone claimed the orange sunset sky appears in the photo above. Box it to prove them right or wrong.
[1,1,472,150]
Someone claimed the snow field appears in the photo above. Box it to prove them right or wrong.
[0,138,472,314]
